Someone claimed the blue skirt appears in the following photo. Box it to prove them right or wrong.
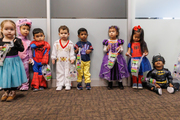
[0,55,27,88]
[128,57,152,75]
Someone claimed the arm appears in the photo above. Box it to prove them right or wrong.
[126,43,131,56]
[74,44,79,54]
[51,42,57,64]
[167,70,173,87]
[14,39,24,52]
[86,42,93,54]
[41,42,50,65]
[70,43,75,64]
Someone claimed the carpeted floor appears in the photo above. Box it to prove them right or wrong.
[0,87,180,120]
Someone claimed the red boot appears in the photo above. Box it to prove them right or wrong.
[138,75,143,89]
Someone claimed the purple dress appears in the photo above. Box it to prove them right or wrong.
[99,39,129,81]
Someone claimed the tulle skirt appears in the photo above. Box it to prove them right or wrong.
[0,55,27,88]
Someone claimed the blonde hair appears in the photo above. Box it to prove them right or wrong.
[0,20,16,37]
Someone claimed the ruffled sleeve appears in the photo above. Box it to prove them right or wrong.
[103,39,108,46]
[117,39,124,46]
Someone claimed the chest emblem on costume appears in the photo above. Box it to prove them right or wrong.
[134,45,139,50]
[156,71,165,75]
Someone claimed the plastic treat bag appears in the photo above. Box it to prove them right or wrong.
[173,54,180,80]
[130,54,145,77]
[42,64,52,81]
[76,48,81,70]
[67,64,77,81]
[141,77,156,84]
[107,46,122,69]
[0,41,14,66]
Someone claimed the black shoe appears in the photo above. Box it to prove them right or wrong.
[118,82,124,90]
[107,82,113,90]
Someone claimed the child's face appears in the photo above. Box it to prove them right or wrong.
[1,22,15,39]
[59,29,69,40]
[108,28,118,39]
[133,33,140,42]
[33,33,45,42]
[20,25,30,37]
[154,61,164,69]
[78,31,88,41]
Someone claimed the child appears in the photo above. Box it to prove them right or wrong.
[30,28,50,92]
[0,20,27,101]
[74,28,94,90]
[16,19,33,91]
[51,25,75,91]
[126,25,151,89]
[99,26,129,90]
[145,55,179,95]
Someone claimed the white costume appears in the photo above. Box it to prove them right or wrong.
[51,40,75,87]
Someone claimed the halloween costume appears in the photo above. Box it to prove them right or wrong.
[51,39,75,88]
[99,39,129,81]
[0,38,27,89]
[30,41,50,89]
[16,19,32,90]
[74,41,93,84]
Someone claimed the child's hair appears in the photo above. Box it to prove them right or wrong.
[32,28,44,36]
[58,25,69,33]
[78,28,88,35]
[0,20,16,36]
[109,25,119,38]
[130,25,148,52]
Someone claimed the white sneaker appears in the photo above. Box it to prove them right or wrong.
[158,88,162,95]
[56,86,63,91]
[65,86,71,91]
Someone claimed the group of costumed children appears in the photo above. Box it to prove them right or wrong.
[0,19,178,102]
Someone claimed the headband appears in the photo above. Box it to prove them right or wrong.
[133,25,141,31]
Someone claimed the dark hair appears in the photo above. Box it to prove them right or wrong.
[109,25,119,38]
[58,25,69,33]
[32,28,44,36]
[130,26,148,53]
[78,28,88,35]
[152,55,165,68]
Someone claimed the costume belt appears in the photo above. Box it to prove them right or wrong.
[156,80,167,84]
[107,53,120,55]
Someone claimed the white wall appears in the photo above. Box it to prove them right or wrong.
[135,0,180,18]
[133,19,180,73]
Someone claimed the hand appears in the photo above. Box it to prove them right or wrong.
[155,83,161,88]
[0,46,2,50]
[169,83,173,87]
[143,52,148,56]
[107,44,111,51]
[86,50,91,54]
[29,59,33,64]
[71,59,75,64]
[126,52,131,56]
[116,46,121,51]
[52,59,55,64]
[13,39,17,42]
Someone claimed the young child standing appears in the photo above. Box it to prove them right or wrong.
[0,20,27,101]
[99,26,129,90]
[126,25,151,89]
[16,19,32,91]
[30,28,50,92]
[74,28,93,90]
[51,25,75,91]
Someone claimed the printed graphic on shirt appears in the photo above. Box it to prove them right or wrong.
[81,44,89,55]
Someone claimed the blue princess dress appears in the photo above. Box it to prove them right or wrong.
[99,39,129,81]
[0,37,27,89]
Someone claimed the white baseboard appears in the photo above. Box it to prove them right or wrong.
[48,77,131,88]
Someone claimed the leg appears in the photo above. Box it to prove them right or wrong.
[38,65,47,89]
[132,75,137,88]
[77,60,84,90]
[118,79,124,90]
[138,74,143,89]
[83,61,91,90]
[56,61,65,90]
[107,81,113,90]
[20,59,30,91]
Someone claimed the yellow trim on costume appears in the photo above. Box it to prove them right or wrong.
[156,80,167,84]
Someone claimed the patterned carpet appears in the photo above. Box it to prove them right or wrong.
[0,87,180,120]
